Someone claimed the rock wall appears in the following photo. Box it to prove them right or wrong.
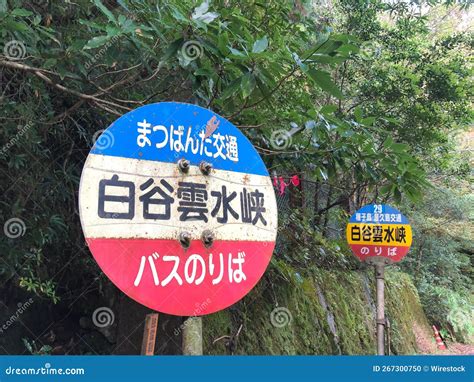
[203,265,432,355]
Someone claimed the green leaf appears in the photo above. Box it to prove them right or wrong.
[337,43,359,55]
[170,7,188,23]
[330,33,354,43]
[229,47,246,57]
[306,69,343,99]
[383,136,394,148]
[35,26,61,46]
[84,35,110,49]
[256,79,272,103]
[57,65,67,80]
[4,19,29,32]
[117,0,130,12]
[162,38,184,61]
[391,143,409,153]
[241,72,256,98]
[217,32,229,54]
[22,339,33,354]
[11,8,33,17]
[354,107,363,122]
[252,36,268,53]
[304,39,343,58]
[383,117,400,125]
[380,184,393,195]
[361,117,376,126]
[256,66,277,87]
[93,0,116,23]
[394,188,402,203]
[40,345,53,353]
[320,105,338,115]
[221,76,243,100]
[78,18,104,29]
[42,58,57,69]
[194,68,213,77]
[309,53,344,64]
[106,25,121,37]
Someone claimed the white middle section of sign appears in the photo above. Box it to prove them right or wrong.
[79,154,277,242]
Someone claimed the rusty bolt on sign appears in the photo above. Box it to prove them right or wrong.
[201,230,214,248]
[178,158,190,173]
[179,231,192,249]
[199,161,212,175]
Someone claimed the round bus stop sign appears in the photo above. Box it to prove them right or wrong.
[79,102,277,316]
[346,204,412,264]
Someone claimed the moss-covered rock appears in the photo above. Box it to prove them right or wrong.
[385,270,432,354]
[203,265,430,355]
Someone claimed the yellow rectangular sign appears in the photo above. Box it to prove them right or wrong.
[346,223,412,247]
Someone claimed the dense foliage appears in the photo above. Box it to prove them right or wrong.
[0,0,472,352]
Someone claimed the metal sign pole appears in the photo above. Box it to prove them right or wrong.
[375,263,385,356]
[347,204,412,356]
[182,316,203,355]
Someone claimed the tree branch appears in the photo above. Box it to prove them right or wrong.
[0,60,132,115]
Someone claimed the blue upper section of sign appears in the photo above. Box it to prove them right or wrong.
[91,102,268,176]
[349,204,409,224]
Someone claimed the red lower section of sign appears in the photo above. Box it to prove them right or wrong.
[86,238,275,316]
[349,244,410,262]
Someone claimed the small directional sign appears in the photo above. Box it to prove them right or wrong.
[346,204,412,263]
